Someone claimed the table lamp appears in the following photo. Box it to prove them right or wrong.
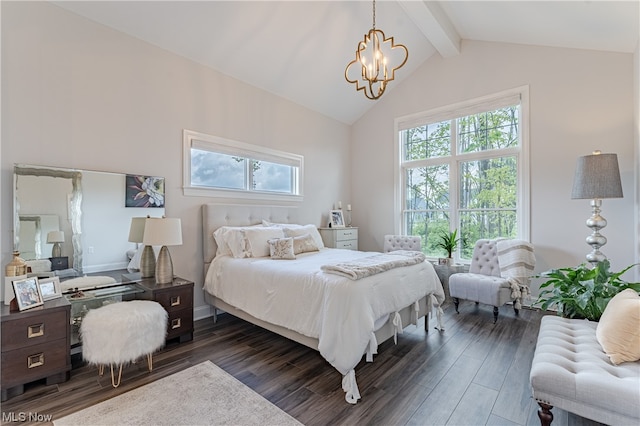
[571,150,623,264]
[47,231,65,258]
[128,217,155,278]
[143,217,182,284]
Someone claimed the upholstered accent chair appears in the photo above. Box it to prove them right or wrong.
[383,235,422,253]
[449,238,535,323]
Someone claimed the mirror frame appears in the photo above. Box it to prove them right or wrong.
[14,165,83,273]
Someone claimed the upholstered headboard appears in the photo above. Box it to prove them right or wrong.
[201,203,299,267]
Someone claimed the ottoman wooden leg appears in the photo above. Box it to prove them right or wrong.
[147,353,153,372]
[537,402,553,426]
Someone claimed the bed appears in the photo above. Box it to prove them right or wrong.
[202,203,445,403]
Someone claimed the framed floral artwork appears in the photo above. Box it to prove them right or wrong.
[125,175,165,208]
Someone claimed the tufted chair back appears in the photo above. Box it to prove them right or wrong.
[468,239,502,277]
[383,235,422,253]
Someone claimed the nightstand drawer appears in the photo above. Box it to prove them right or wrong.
[153,288,193,313]
[166,309,194,340]
[336,228,358,241]
[336,240,357,250]
[1,310,68,351]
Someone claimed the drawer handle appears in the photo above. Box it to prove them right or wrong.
[28,323,45,338]
[170,296,181,307]
[28,353,45,369]
[171,318,182,329]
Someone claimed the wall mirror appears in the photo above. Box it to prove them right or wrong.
[14,164,165,280]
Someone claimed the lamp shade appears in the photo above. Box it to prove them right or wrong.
[128,217,147,243]
[143,217,182,246]
[571,152,623,200]
[46,230,65,244]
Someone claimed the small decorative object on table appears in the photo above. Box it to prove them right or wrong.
[12,277,44,311]
[38,277,62,301]
[329,210,345,228]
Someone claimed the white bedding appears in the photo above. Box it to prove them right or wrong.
[204,247,444,398]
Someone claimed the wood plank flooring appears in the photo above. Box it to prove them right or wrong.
[1,302,605,426]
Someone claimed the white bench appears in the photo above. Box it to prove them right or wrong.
[530,315,640,425]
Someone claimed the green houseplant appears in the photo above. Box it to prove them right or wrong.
[435,229,460,262]
[535,260,640,321]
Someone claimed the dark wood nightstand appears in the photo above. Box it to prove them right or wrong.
[137,277,194,343]
[49,256,69,271]
[1,297,71,401]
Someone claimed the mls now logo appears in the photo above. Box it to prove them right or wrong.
[2,412,53,422]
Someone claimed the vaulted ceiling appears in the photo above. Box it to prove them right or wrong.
[51,1,639,124]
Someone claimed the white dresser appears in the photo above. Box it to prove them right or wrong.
[318,227,358,250]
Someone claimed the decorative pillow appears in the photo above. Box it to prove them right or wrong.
[268,237,296,260]
[596,288,640,365]
[243,227,285,258]
[213,227,234,256]
[283,224,325,249]
[292,234,320,255]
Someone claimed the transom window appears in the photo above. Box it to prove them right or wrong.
[183,130,303,201]
[396,87,530,261]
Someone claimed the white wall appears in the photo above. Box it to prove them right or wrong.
[351,40,637,295]
[1,2,351,318]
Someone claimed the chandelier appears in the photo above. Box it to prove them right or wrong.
[345,0,408,100]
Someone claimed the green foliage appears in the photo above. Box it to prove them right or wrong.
[535,260,640,321]
[435,229,460,258]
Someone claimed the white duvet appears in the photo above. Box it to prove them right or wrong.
[204,248,444,401]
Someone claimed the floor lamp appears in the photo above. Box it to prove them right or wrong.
[571,151,623,264]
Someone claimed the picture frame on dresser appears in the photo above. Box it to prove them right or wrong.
[12,277,44,311]
[329,210,345,228]
[38,277,62,301]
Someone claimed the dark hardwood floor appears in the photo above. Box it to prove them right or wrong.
[1,302,604,426]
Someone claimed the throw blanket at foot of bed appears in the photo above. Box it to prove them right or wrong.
[321,250,426,280]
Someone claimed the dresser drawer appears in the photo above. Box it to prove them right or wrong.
[1,310,68,352]
[336,228,358,241]
[49,257,69,271]
[1,340,69,387]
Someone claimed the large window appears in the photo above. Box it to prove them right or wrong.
[183,130,303,201]
[397,87,529,262]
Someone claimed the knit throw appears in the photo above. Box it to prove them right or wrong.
[496,239,535,309]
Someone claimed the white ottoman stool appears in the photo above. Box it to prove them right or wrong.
[80,300,168,387]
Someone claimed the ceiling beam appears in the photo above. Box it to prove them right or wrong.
[397,0,460,58]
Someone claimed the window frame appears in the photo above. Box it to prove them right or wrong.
[394,86,530,262]
[183,129,304,202]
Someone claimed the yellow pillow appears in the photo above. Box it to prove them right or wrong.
[596,289,640,365]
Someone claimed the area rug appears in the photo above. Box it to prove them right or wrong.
[54,361,302,426]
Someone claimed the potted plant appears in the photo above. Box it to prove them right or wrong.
[535,260,640,321]
[435,229,459,266]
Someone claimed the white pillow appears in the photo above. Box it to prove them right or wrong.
[244,227,285,258]
[213,225,261,258]
[268,237,296,260]
[283,224,324,249]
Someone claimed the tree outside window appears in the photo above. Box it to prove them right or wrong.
[399,94,526,262]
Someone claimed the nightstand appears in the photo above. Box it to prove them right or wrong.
[318,227,358,250]
[1,297,71,401]
[49,256,69,271]
[137,277,194,343]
